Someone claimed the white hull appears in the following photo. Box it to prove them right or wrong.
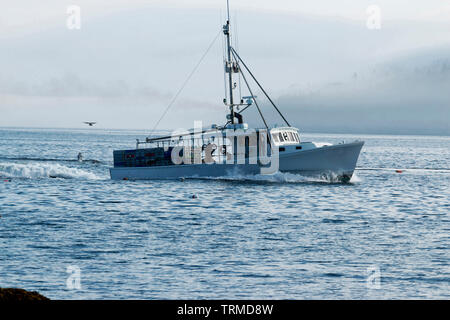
[110,141,364,182]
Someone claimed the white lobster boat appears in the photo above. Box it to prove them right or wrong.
[110,1,364,182]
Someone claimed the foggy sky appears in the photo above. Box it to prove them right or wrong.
[0,0,449,135]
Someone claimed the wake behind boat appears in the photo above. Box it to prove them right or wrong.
[110,1,364,182]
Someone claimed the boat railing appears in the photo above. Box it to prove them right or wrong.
[136,128,226,150]
[135,126,274,150]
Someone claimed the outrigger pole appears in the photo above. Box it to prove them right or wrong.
[231,47,291,127]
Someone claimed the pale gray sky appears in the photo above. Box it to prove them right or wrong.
[0,0,449,134]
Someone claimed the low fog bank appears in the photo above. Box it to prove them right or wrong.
[272,47,450,135]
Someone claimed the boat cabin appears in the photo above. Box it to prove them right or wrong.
[270,127,300,146]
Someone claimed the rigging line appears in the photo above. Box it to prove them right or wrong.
[231,47,291,127]
[148,29,222,138]
[231,50,269,131]
[237,103,252,114]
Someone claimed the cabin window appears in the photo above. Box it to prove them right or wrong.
[279,147,286,152]
[289,132,295,141]
[272,134,279,142]
[273,131,300,143]
[296,146,302,150]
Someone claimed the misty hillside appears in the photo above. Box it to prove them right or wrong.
[273,46,450,135]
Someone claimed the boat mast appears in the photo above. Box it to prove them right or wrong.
[224,0,236,124]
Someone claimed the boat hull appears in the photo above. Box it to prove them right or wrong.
[110,141,364,182]
[279,141,364,181]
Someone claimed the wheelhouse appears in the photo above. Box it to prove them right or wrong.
[270,127,300,146]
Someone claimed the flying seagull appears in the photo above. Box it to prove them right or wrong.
[83,122,97,127]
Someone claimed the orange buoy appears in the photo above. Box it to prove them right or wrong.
[395,170,403,174]
[123,177,129,181]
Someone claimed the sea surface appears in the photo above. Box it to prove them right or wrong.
[0,128,449,299]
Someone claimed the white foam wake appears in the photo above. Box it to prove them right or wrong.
[350,173,362,183]
[0,162,102,180]
[199,171,361,184]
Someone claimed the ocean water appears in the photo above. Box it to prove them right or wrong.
[0,127,448,300]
